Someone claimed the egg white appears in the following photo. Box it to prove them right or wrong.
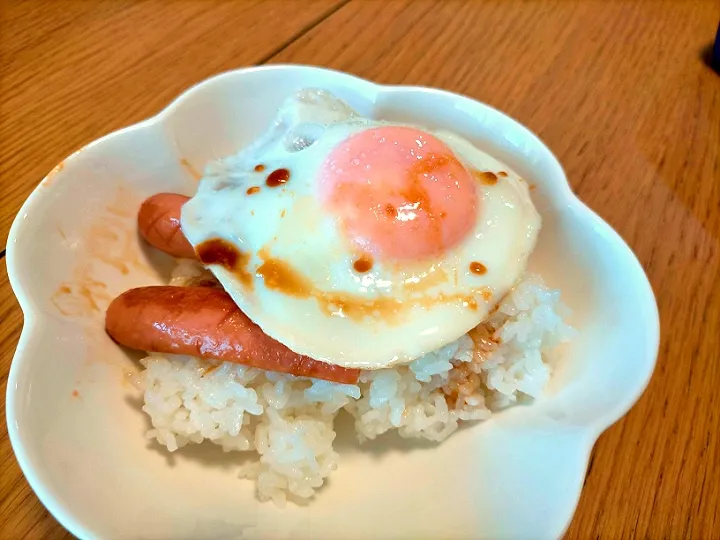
[181,90,541,369]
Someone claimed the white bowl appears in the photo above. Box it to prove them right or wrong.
[6,65,659,540]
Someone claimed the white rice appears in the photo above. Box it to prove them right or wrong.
[139,261,573,505]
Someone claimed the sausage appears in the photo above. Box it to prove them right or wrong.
[137,193,196,259]
[105,286,361,384]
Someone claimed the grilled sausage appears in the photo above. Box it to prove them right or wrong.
[105,285,360,384]
[137,193,195,259]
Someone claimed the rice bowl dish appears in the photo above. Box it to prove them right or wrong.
[114,89,575,505]
[5,66,659,540]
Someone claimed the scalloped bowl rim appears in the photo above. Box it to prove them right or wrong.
[5,64,660,540]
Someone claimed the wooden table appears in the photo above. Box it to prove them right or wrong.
[1,1,718,538]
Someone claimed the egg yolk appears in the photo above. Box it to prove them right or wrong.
[319,126,477,260]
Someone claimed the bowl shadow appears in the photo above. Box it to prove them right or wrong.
[124,394,255,471]
[332,409,480,459]
[125,390,481,472]
[137,231,177,282]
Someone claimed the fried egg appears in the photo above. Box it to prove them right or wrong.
[180,89,541,369]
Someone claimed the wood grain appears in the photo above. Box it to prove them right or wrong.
[0,0,346,250]
[271,1,720,537]
[1,0,719,538]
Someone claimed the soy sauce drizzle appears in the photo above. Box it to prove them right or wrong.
[266,168,290,187]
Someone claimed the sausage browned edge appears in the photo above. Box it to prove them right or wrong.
[138,193,196,259]
[105,285,361,385]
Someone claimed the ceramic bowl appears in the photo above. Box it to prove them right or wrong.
[5,65,659,540]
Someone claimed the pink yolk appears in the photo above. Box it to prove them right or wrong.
[319,126,478,260]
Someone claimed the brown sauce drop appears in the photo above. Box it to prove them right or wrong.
[202,361,222,376]
[402,266,449,293]
[474,171,498,185]
[254,164,265,172]
[256,250,480,322]
[246,186,260,195]
[180,158,202,181]
[196,238,253,289]
[197,239,238,268]
[266,168,290,187]
[470,261,487,275]
[498,171,508,177]
[402,153,454,247]
[256,256,312,297]
[410,153,453,180]
[442,362,482,409]
[353,255,374,273]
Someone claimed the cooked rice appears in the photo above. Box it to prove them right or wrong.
[139,261,573,505]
